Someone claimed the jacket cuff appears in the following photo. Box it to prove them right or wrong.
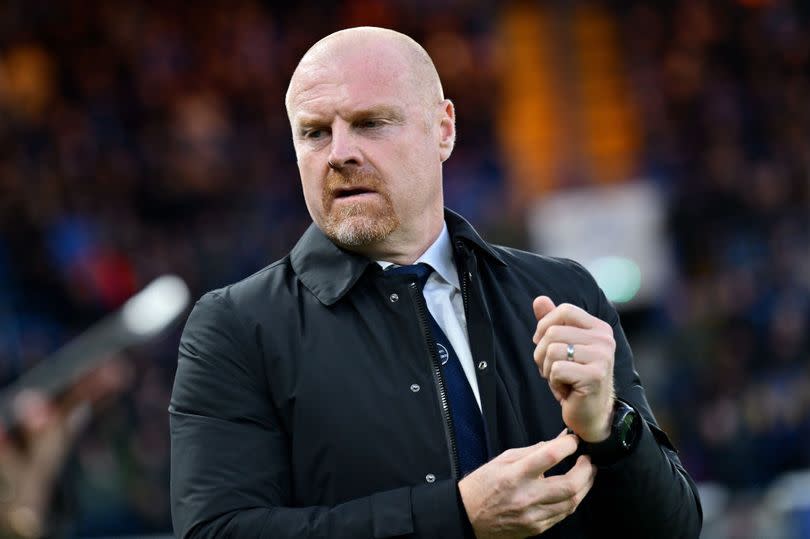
[594,414,654,472]
[411,479,468,539]
[456,482,477,539]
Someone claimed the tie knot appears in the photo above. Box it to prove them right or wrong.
[386,262,433,289]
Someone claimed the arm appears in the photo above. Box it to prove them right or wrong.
[583,286,702,538]
[169,292,469,539]
[532,262,702,538]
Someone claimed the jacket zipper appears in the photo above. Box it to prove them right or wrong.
[408,281,460,480]
[456,241,472,331]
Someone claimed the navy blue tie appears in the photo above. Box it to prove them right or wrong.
[387,263,487,476]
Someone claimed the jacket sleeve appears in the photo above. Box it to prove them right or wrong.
[572,264,703,539]
[169,291,470,539]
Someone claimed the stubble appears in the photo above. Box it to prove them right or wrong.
[320,168,400,248]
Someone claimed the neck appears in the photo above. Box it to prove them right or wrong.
[346,213,444,266]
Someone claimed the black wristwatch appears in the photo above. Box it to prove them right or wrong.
[580,399,641,466]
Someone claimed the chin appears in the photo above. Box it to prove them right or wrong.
[325,213,399,248]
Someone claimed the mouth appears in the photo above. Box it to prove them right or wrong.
[332,186,378,200]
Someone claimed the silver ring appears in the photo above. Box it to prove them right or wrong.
[566,343,575,361]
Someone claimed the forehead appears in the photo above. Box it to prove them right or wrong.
[288,46,416,121]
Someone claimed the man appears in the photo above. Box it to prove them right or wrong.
[170,27,702,538]
[0,360,129,539]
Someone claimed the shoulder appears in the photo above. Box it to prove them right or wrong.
[485,245,605,315]
[489,244,595,285]
[195,256,297,319]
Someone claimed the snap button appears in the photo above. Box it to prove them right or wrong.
[389,293,399,302]
[410,384,420,393]
[478,361,488,371]
[425,473,436,483]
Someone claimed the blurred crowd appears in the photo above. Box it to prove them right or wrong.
[621,0,810,490]
[0,0,807,535]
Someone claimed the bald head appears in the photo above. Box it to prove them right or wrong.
[285,27,457,263]
[285,27,444,116]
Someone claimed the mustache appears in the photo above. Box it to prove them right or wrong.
[324,168,384,195]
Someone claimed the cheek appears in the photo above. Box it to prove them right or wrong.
[298,162,325,213]
[396,141,441,193]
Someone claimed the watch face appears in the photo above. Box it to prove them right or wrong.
[619,410,638,449]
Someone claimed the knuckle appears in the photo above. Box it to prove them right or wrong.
[536,319,548,333]
[545,446,563,464]
[559,481,577,499]
[565,496,578,515]
[519,511,537,529]
[530,519,547,534]
[595,331,611,345]
[502,447,528,463]
[512,491,533,511]
[500,448,517,461]
[512,459,531,478]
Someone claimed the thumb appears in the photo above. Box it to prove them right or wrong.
[532,295,556,322]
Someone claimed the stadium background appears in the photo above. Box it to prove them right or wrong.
[0,0,808,537]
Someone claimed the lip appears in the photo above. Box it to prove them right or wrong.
[331,186,379,201]
[331,192,380,205]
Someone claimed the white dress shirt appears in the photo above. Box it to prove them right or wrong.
[377,223,482,411]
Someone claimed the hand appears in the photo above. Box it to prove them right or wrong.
[532,296,615,442]
[0,360,130,538]
[458,432,596,539]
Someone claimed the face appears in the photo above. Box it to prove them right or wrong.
[287,42,454,254]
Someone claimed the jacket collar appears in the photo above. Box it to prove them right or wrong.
[290,208,506,306]
[444,208,506,267]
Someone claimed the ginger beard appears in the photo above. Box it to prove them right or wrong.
[320,168,400,248]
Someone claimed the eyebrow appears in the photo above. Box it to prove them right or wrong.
[294,105,406,129]
[349,105,406,123]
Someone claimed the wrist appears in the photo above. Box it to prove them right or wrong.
[584,408,614,443]
[580,399,641,466]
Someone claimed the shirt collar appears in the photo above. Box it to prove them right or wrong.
[290,208,506,306]
[377,222,460,290]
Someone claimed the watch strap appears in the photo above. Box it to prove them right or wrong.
[580,398,641,466]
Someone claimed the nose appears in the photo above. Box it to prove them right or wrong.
[327,122,363,169]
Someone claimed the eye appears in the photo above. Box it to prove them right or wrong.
[358,119,383,129]
[304,128,327,139]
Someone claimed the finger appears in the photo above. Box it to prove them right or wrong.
[548,359,600,401]
[526,501,577,534]
[563,454,597,493]
[542,342,602,379]
[548,355,605,395]
[542,342,579,379]
[494,438,549,464]
[534,304,600,346]
[532,455,596,504]
[532,296,556,343]
[521,457,596,534]
[534,325,595,371]
[533,296,556,323]
[527,464,595,528]
[516,433,579,476]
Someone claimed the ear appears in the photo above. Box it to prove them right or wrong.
[437,99,456,162]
